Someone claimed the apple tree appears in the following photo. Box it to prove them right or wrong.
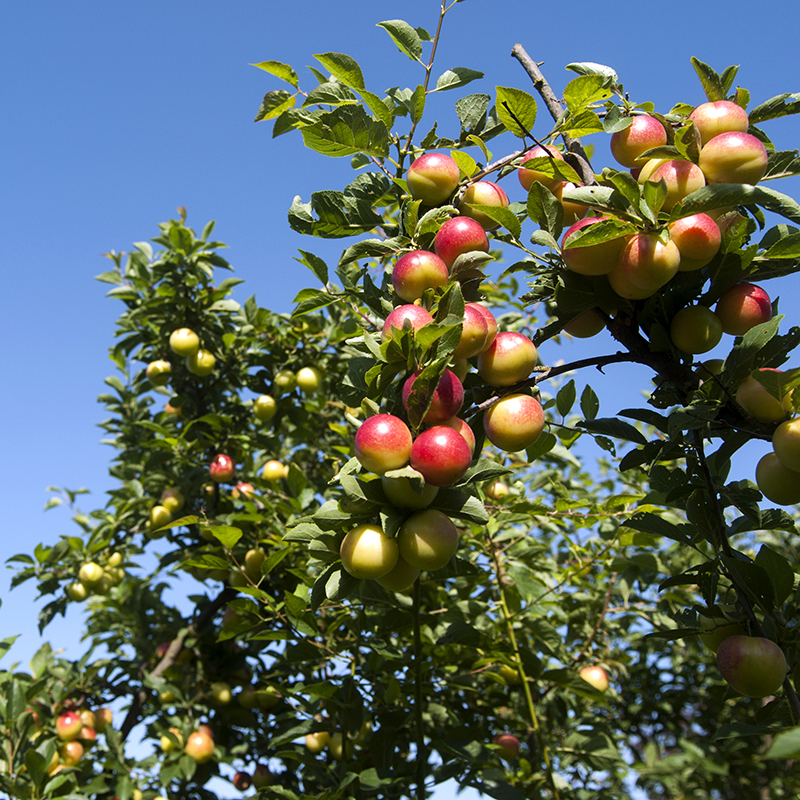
[5,2,800,799]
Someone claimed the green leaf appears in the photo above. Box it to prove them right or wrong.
[556,379,577,417]
[471,205,521,239]
[750,93,800,124]
[563,75,612,112]
[360,89,394,129]
[755,545,795,605]
[302,82,357,108]
[671,184,800,224]
[254,89,296,122]
[495,86,537,138]
[376,20,422,60]
[565,61,619,84]
[456,94,490,136]
[313,52,365,90]
[560,109,604,138]
[208,526,243,549]
[295,250,329,285]
[691,57,725,102]
[765,726,800,758]
[301,105,390,158]
[580,384,599,420]
[720,554,774,611]
[250,60,299,88]
[434,68,484,92]
[527,182,564,239]
[577,417,647,444]
[563,218,635,249]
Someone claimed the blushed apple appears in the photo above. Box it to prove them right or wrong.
[638,158,706,210]
[669,213,721,271]
[453,303,490,359]
[561,216,627,276]
[233,771,252,791]
[397,509,459,571]
[434,216,490,269]
[459,180,510,230]
[716,635,786,698]
[478,331,538,387]
[689,100,749,145]
[439,415,476,454]
[391,250,449,302]
[354,414,413,473]
[382,304,434,340]
[617,233,681,293]
[518,145,565,192]
[483,394,545,452]
[56,711,83,741]
[610,115,667,168]
[579,665,609,692]
[402,369,464,423]
[209,454,235,483]
[406,152,460,206]
[185,729,215,763]
[409,425,473,487]
[699,131,768,185]
[715,282,772,335]
[492,733,520,762]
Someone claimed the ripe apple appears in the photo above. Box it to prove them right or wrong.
[459,180,510,230]
[670,306,723,354]
[477,331,538,387]
[146,359,172,386]
[483,394,545,453]
[149,504,173,531]
[94,708,113,733]
[169,328,200,357]
[252,764,273,788]
[492,733,520,762]
[185,729,215,763]
[638,158,706,210]
[58,740,84,767]
[160,487,185,513]
[439,415,476,454]
[716,635,786,697]
[209,453,235,483]
[736,369,792,422]
[79,726,96,748]
[406,152,460,206]
[56,711,83,741]
[689,100,749,145]
[715,282,772,335]
[78,562,104,588]
[397,509,459,571]
[699,131,768,185]
[186,348,216,376]
[403,369,464,423]
[579,665,609,692]
[273,369,296,394]
[382,304,434,340]
[755,452,800,505]
[391,250,449,302]
[553,181,592,225]
[376,553,421,592]
[616,233,681,293]
[67,582,89,602]
[434,216,490,269]
[453,303,490,359]
[607,264,656,300]
[164,402,182,416]
[469,303,497,348]
[305,731,330,753]
[772,417,800,472]
[561,216,627,276]
[610,115,668,168]
[340,523,399,580]
[211,681,232,705]
[296,366,323,393]
[669,213,721,271]
[354,414,413,474]
[410,426,473,487]
[518,145,565,192]
[564,308,605,338]
[381,475,439,510]
[253,394,278,422]
[262,460,286,482]
[232,771,252,791]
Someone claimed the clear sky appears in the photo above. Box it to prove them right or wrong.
[4,2,800,797]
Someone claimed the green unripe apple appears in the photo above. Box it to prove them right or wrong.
[397,509,458,571]
[78,562,104,587]
[698,607,745,652]
[716,635,786,698]
[296,366,323,393]
[670,306,723,354]
[169,328,200,357]
[210,681,232,705]
[67,582,89,602]
[146,359,172,386]
[756,452,800,505]
[160,488,185,513]
[186,348,216,376]
[340,523,398,580]
[772,417,800,472]
[305,731,330,753]
[253,394,277,422]
[273,369,296,394]
[244,548,266,580]
[376,554,421,592]
[149,504,173,532]
[483,394,545,453]
[381,475,439,510]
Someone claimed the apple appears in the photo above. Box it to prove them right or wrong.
[477,331,538,387]
[340,523,399,580]
[211,681,232,705]
[391,250,449,302]
[638,158,706,210]
[67,582,89,602]
[169,328,200,357]
[772,417,800,472]
[483,394,545,453]
[256,686,281,711]
[146,359,172,386]
[397,508,459,571]
[79,726,96,748]
[402,369,464,423]
[607,265,656,301]
[210,453,235,483]
[459,180,510,230]
[78,562,104,587]
[698,608,745,652]
[561,216,627,276]
[262,460,286,482]
[689,100,749,145]
[553,181,592,225]
[253,394,278,422]
[186,348,216,376]
[252,764,273,788]
[716,635,786,697]
[107,552,123,567]
[486,480,510,500]
[439,415,476,454]
[238,685,257,708]
[95,708,113,733]
[714,282,772,335]
[164,402,182,416]
[296,366,323,393]
[579,665,609,692]
[564,308,605,338]
[376,553,421,592]
[56,711,83,741]
[449,357,469,381]
[160,727,183,753]
[79,710,95,729]
[755,452,800,505]
[669,213,721,272]
[492,733,520,762]
[410,426,473,487]
[406,152,460,206]
[469,303,497,348]
[273,369,296,394]
[382,304,434,340]
[160,487,184,513]
[452,303,490,359]
[233,771,252,791]
[58,740,84,767]
[354,414,413,474]
[305,731,330,753]
[185,730,215,763]
[616,233,681,293]
[610,115,668,168]
[736,369,792,422]
[433,216,490,269]
[518,145,565,192]
[381,475,439,509]
[670,306,723,354]
[149,504,173,531]
[699,131,768,185]
[327,732,354,760]
[244,548,266,580]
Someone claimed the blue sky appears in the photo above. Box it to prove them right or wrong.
[4,1,800,797]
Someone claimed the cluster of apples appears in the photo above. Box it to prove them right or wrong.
[160,723,215,764]
[67,553,126,601]
[304,721,372,760]
[46,706,113,774]
[145,327,218,383]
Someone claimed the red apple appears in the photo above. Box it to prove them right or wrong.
[615,233,681,293]
[382,304,434,340]
[561,216,627,276]
[469,303,497,350]
[698,607,746,652]
[209,454,235,483]
[58,740,84,767]
[715,282,772,335]
[579,665,609,692]
[736,369,792,422]
[409,426,473,487]
[185,729,215,763]
[453,303,490,359]
[610,115,667,168]
[483,394,545,452]
[689,100,749,145]
[477,331,538,387]
[670,306,723,354]
[233,771,252,791]
[381,475,439,509]
[716,635,786,698]
[406,152,460,206]
[397,509,459,571]
[518,145,565,192]
[669,213,721,272]
[56,711,83,741]
[493,733,520,762]
[434,216,490,269]
[403,369,464,423]
[169,328,200,357]
[459,181,510,230]
[755,452,800,505]
[79,726,96,748]
[439,415,476,454]
[699,131,768,185]
[354,414,413,473]
[638,158,706,210]
[232,482,256,500]
[392,250,449,302]
[340,523,399,580]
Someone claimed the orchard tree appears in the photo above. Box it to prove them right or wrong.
[5,3,800,799]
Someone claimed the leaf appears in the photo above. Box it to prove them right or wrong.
[565,62,619,84]
[295,250,329,285]
[755,545,795,605]
[563,75,613,112]
[562,218,636,249]
[471,205,521,239]
[671,184,800,225]
[495,86,537,138]
[580,385,599,420]
[720,554,774,611]
[691,57,726,102]
[301,105,390,158]
[250,60,299,88]
[376,20,422,60]
[526,182,564,239]
[313,52,365,90]
[254,90,296,122]
[750,93,800,124]
[456,94,490,136]
[208,526,243,549]
[765,726,800,758]
[434,68,484,92]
